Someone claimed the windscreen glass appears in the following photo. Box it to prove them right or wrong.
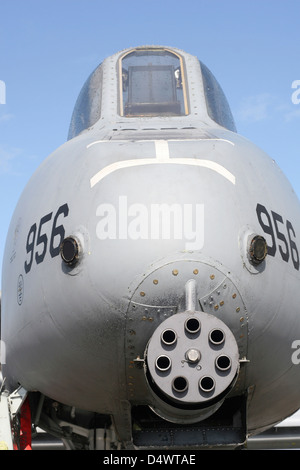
[200,61,236,132]
[120,49,188,117]
[68,65,102,140]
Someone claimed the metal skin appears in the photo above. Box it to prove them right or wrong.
[1,46,300,449]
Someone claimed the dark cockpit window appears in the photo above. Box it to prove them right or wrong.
[200,61,236,132]
[68,64,103,140]
[119,49,189,117]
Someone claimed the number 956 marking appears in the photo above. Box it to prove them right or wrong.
[24,203,69,274]
[256,203,299,271]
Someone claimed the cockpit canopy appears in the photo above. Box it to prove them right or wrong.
[68,46,236,140]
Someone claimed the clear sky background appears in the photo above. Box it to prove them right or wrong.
[1,0,300,287]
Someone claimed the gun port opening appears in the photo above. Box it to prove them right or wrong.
[209,328,225,345]
[155,355,172,372]
[184,317,201,334]
[161,329,177,346]
[199,376,215,393]
[172,376,188,393]
[215,355,231,371]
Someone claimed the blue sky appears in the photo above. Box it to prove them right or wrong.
[1,0,300,286]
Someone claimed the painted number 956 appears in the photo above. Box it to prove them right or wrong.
[256,203,299,271]
[24,203,69,274]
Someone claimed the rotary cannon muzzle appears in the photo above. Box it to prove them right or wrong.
[145,311,239,413]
